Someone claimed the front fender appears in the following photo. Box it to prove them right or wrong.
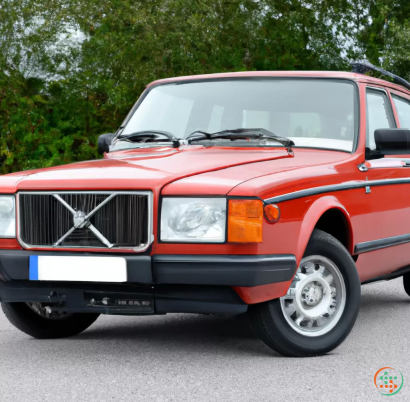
[295,196,353,264]
[233,196,353,304]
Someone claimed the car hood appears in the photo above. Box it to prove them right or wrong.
[0,145,293,193]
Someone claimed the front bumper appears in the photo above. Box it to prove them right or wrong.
[0,250,296,315]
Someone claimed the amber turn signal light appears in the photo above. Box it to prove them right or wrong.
[228,199,263,243]
[264,204,280,223]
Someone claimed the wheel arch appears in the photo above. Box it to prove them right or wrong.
[295,196,354,264]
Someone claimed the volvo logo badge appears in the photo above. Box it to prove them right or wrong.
[51,193,114,248]
[73,210,89,228]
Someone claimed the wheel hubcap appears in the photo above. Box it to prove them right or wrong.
[301,281,324,307]
[280,255,346,337]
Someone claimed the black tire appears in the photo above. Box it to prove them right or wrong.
[1,302,99,339]
[403,272,410,297]
[249,229,361,357]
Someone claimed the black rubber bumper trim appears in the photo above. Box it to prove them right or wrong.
[0,250,296,288]
[0,249,153,284]
[152,254,297,287]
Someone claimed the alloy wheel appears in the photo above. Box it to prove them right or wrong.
[280,255,346,337]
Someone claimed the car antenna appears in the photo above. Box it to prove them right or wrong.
[351,60,410,92]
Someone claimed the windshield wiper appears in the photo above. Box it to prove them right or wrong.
[186,128,294,149]
[116,130,182,148]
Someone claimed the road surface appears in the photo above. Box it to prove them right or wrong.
[0,278,409,401]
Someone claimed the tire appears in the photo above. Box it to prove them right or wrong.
[249,229,361,357]
[1,302,99,339]
[403,272,410,297]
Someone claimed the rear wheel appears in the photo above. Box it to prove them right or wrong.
[249,229,361,357]
[403,272,410,297]
[1,302,99,339]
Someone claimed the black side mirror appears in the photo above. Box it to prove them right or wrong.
[375,129,410,154]
[365,147,383,160]
[98,133,116,154]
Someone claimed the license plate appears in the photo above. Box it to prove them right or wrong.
[29,256,127,282]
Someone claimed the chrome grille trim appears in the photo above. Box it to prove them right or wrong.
[17,191,153,251]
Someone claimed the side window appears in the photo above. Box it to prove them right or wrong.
[392,95,410,129]
[366,89,395,150]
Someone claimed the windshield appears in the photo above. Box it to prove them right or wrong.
[115,79,357,152]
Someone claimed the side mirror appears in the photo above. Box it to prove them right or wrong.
[375,129,410,153]
[97,133,116,154]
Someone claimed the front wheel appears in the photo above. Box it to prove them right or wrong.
[2,302,99,339]
[249,229,361,357]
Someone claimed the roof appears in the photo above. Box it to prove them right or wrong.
[147,70,410,95]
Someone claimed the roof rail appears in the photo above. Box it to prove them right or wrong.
[351,60,410,91]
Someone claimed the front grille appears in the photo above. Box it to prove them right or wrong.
[18,192,152,250]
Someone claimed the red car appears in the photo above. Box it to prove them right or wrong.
[1,63,410,357]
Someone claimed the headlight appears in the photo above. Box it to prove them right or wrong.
[161,198,226,243]
[0,196,15,237]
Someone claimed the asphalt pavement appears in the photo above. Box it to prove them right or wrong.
[0,278,409,402]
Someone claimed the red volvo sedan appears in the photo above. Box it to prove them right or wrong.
[1,65,410,357]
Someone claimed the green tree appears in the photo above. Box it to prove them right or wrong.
[2,0,410,174]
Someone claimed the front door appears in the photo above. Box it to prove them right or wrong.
[354,86,410,281]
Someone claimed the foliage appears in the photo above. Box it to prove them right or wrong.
[0,0,409,173]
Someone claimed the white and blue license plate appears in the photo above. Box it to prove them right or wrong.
[29,256,127,282]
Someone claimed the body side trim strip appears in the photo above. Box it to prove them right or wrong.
[265,177,410,204]
[355,233,410,254]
